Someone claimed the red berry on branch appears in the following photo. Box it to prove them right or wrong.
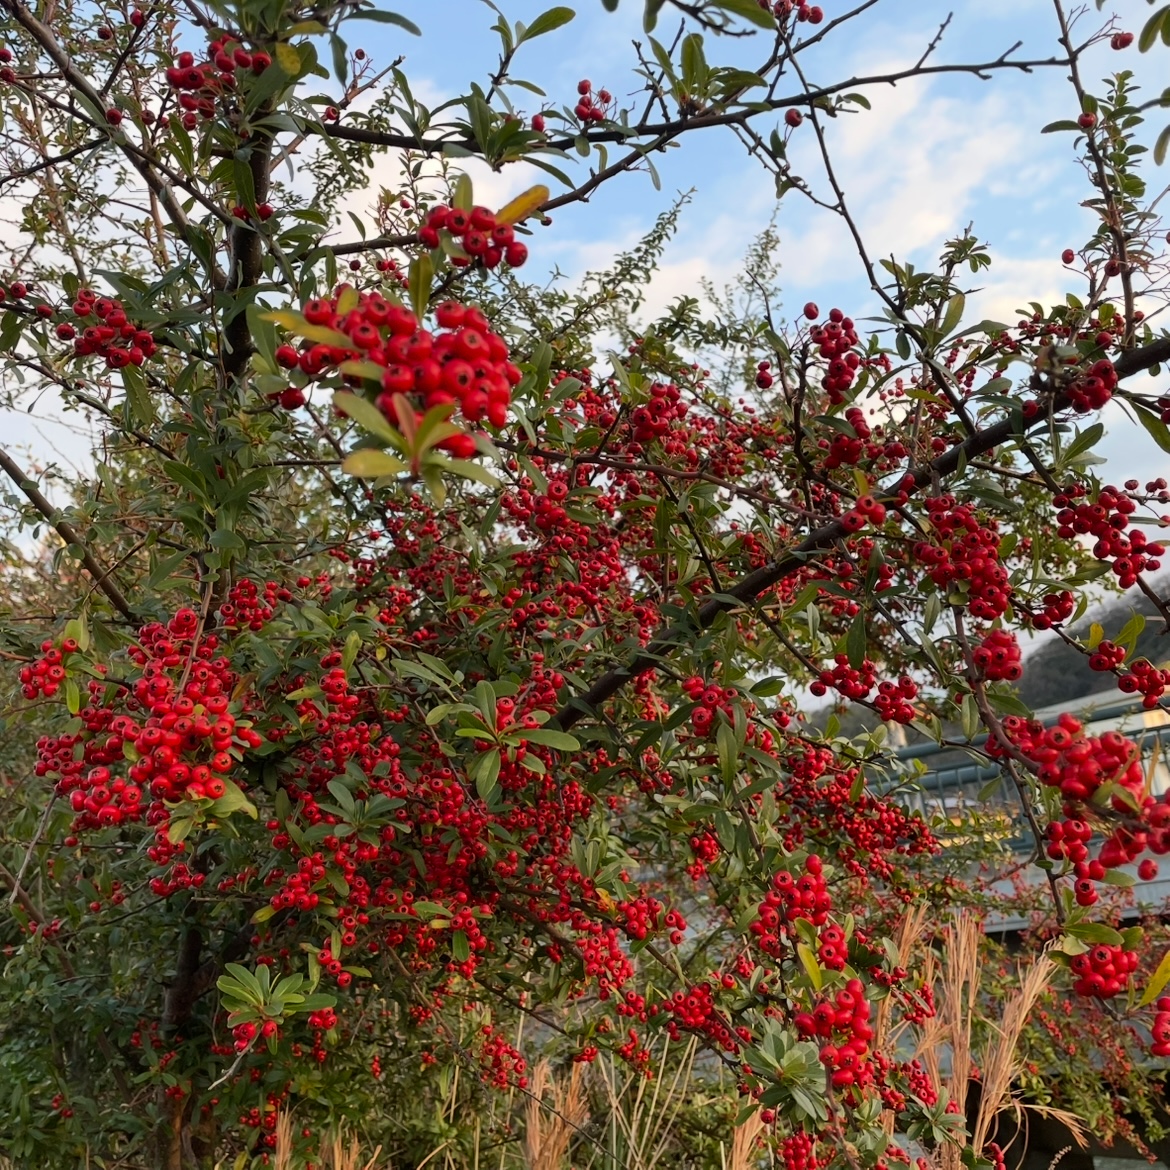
[785,109,803,127]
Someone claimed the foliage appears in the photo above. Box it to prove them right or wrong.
[1,1,1170,1168]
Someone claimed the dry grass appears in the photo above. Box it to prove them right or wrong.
[524,1059,588,1170]
[725,1107,767,1170]
[273,1110,385,1170]
[581,1036,698,1170]
[916,914,1086,1170]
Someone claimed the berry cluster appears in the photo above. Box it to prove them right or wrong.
[1088,639,1126,673]
[418,204,528,270]
[60,288,157,369]
[1070,943,1138,999]
[872,676,918,724]
[1045,817,1093,864]
[681,676,738,735]
[996,713,1142,811]
[973,629,1022,682]
[758,1,825,24]
[810,655,877,701]
[808,307,860,404]
[750,855,832,957]
[686,830,722,879]
[573,79,611,122]
[1151,997,1170,1056]
[1031,589,1075,630]
[664,981,739,1051]
[996,713,1170,878]
[165,40,272,131]
[1117,658,1170,708]
[631,381,688,443]
[817,922,848,971]
[841,494,887,533]
[289,288,521,450]
[1053,483,1163,589]
[1065,357,1118,413]
[18,637,76,699]
[36,608,263,837]
[917,496,1011,620]
[793,978,874,1090]
[822,407,873,470]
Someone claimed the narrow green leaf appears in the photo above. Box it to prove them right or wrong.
[518,6,576,41]
[350,8,421,34]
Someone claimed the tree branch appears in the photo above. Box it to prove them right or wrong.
[0,447,138,622]
[551,334,1170,730]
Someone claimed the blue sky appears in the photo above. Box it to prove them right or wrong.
[4,0,1168,495]
[331,0,1168,485]
[359,0,1152,323]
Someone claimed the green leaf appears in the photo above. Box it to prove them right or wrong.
[453,173,474,212]
[1062,421,1104,465]
[342,450,409,479]
[473,749,501,802]
[1040,119,1083,134]
[519,727,580,751]
[1132,399,1170,453]
[796,942,823,991]
[264,309,352,349]
[1117,610,1145,656]
[960,693,979,742]
[712,0,778,29]
[1139,6,1170,54]
[1065,921,1124,946]
[845,609,867,670]
[212,778,258,819]
[332,390,400,445]
[680,32,706,94]
[408,252,433,322]
[1140,948,1170,1007]
[451,930,471,962]
[350,7,421,34]
[1155,124,1170,167]
[939,291,965,340]
[518,6,576,41]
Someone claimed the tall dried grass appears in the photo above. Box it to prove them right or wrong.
[273,1109,385,1170]
[725,1107,767,1170]
[524,1059,588,1170]
[916,914,1086,1170]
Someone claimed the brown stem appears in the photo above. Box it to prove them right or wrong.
[0,447,137,621]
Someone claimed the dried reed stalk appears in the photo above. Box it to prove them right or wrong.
[918,914,1086,1170]
[273,1109,383,1170]
[727,1107,766,1170]
[524,1059,588,1170]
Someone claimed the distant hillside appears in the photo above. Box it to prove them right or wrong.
[806,580,1170,738]
[1016,582,1170,711]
